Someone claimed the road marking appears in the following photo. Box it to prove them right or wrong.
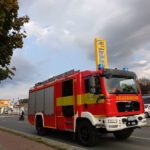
[131,136,150,141]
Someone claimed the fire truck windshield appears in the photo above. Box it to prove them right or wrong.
[105,76,139,94]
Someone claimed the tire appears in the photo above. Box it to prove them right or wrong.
[145,112,149,118]
[77,120,97,147]
[36,117,46,136]
[113,128,133,140]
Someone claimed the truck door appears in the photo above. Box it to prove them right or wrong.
[83,76,106,115]
[62,79,74,117]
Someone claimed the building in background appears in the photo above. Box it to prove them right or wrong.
[0,98,28,115]
[19,98,28,115]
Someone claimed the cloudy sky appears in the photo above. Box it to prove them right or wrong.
[1,0,150,100]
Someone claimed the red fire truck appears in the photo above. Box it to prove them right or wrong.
[28,68,147,146]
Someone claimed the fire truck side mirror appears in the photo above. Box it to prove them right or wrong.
[89,76,96,94]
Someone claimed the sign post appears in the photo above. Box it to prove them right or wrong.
[95,38,108,70]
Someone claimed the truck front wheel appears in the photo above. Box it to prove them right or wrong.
[77,120,97,146]
[113,128,133,140]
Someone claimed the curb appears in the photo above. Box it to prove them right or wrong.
[0,127,86,150]
[145,119,150,127]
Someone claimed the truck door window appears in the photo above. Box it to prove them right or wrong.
[85,79,90,93]
[84,76,101,94]
[62,79,73,96]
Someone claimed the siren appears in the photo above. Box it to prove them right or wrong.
[123,67,128,71]
[98,64,104,70]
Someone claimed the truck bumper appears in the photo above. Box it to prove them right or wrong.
[96,113,147,132]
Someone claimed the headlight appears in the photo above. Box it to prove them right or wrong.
[108,119,118,123]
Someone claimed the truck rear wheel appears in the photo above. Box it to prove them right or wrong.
[36,117,46,136]
[77,120,97,147]
[113,128,133,140]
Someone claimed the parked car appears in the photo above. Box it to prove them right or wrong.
[144,104,150,118]
[143,95,150,118]
[143,96,150,104]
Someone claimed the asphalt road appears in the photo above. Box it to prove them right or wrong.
[0,115,150,150]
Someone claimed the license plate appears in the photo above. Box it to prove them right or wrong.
[128,116,135,121]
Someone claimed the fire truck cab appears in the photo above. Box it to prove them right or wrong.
[28,68,146,146]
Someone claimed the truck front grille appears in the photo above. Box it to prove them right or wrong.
[117,101,140,112]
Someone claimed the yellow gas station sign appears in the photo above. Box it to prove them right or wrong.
[0,99,10,107]
[95,38,108,70]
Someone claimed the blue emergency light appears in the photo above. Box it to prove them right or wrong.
[123,67,128,71]
[98,64,104,70]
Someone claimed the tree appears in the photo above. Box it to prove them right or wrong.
[0,0,29,81]
[138,78,150,94]
[19,98,28,105]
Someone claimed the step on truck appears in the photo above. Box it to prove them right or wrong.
[28,68,147,146]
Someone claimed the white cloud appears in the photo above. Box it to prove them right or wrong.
[138,60,147,65]
[24,21,55,41]
[132,60,147,66]
[24,20,76,48]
